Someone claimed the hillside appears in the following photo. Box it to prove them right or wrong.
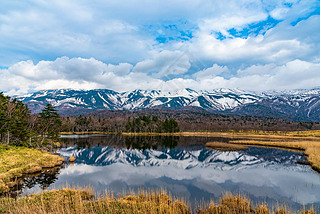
[16,88,320,122]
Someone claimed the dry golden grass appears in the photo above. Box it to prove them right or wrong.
[0,189,316,214]
[197,192,316,214]
[229,140,320,172]
[122,131,320,141]
[206,142,248,151]
[60,131,115,135]
[0,145,64,194]
[0,188,189,214]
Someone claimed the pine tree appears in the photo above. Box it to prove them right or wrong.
[39,104,62,140]
[0,93,30,145]
[162,119,180,133]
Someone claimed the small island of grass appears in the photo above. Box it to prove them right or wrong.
[0,144,64,194]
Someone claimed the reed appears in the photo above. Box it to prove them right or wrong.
[206,141,248,151]
[0,189,316,214]
[0,188,189,214]
[122,131,320,141]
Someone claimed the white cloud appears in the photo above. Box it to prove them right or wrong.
[270,7,290,20]
[193,64,229,80]
[1,57,320,96]
[0,0,320,94]
[189,14,320,67]
[133,50,191,78]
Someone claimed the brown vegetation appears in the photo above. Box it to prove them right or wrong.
[69,156,76,162]
[0,188,189,214]
[0,189,316,214]
[206,142,248,151]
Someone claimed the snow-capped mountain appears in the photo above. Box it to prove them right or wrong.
[232,88,320,122]
[16,88,320,122]
[16,88,262,112]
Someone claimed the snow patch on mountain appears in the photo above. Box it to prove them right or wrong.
[15,88,320,121]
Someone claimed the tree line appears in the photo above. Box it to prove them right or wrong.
[0,92,61,148]
[60,115,180,133]
[66,108,320,133]
[125,116,179,133]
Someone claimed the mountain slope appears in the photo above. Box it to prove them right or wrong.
[17,88,262,114]
[16,88,320,122]
[232,89,320,122]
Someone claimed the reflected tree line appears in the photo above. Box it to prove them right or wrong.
[124,135,179,150]
[5,166,63,197]
[61,135,180,150]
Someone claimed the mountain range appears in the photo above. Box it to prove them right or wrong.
[16,88,320,122]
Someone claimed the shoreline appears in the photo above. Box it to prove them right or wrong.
[0,145,64,194]
[61,130,320,140]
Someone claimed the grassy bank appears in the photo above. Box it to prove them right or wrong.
[122,131,320,141]
[0,145,64,194]
[61,130,320,141]
[206,142,248,151]
[0,188,316,214]
[228,140,320,172]
[60,131,115,135]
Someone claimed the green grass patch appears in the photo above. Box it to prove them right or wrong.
[0,145,64,194]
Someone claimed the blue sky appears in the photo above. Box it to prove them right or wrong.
[0,0,320,95]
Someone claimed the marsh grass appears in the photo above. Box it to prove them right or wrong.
[0,188,190,214]
[122,131,320,141]
[0,189,316,214]
[229,140,320,172]
[206,141,248,151]
[0,145,64,194]
[60,131,115,135]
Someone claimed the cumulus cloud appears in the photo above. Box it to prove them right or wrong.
[189,14,320,67]
[193,64,229,80]
[1,57,320,95]
[0,0,320,94]
[133,50,191,78]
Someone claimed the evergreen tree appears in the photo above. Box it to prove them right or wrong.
[162,119,180,133]
[0,93,30,145]
[124,115,180,133]
[39,104,62,140]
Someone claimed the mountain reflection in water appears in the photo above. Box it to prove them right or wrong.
[21,135,320,210]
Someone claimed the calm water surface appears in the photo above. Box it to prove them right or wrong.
[16,135,320,210]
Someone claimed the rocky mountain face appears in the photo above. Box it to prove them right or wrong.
[231,89,320,122]
[16,88,320,122]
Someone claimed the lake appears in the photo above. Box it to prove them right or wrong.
[14,135,320,211]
